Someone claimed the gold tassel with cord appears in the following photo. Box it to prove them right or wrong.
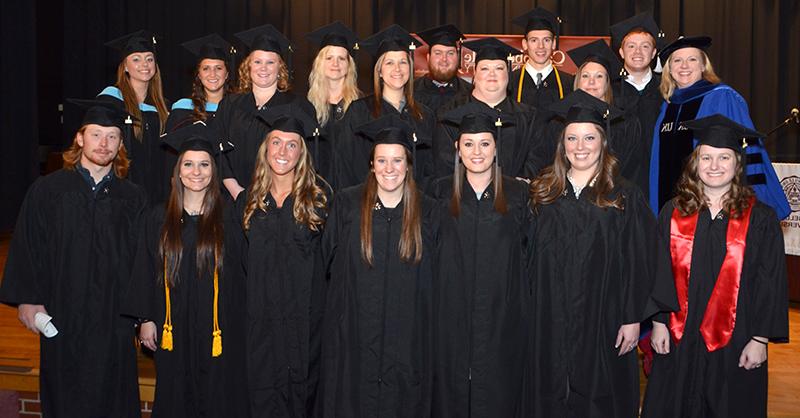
[161,257,174,351]
[211,259,222,357]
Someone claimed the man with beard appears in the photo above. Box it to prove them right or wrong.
[0,99,146,418]
[414,24,473,113]
[509,7,573,110]
[433,38,548,180]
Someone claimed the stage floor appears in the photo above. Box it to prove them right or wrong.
[0,233,798,415]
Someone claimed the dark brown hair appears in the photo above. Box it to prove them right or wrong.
[673,147,754,218]
[190,59,235,122]
[450,134,507,217]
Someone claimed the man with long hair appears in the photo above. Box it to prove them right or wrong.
[0,99,147,418]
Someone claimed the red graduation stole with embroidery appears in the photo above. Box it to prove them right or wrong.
[668,197,754,352]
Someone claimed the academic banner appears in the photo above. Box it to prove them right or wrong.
[773,163,800,255]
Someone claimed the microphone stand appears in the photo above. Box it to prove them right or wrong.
[766,108,800,137]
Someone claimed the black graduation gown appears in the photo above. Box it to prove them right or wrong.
[413,76,473,114]
[612,74,663,197]
[98,86,171,206]
[238,190,328,418]
[641,201,789,418]
[430,176,531,418]
[319,185,440,418]
[333,95,436,190]
[0,169,146,418]
[121,203,249,418]
[309,102,346,190]
[216,91,302,190]
[521,179,664,417]
[163,99,222,179]
[508,67,574,111]
[432,96,544,180]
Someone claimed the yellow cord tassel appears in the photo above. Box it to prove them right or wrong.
[211,262,222,357]
[161,257,174,351]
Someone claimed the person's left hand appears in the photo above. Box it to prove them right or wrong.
[738,338,767,370]
[615,323,640,356]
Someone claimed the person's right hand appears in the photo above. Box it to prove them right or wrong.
[650,321,671,355]
[18,304,48,334]
[139,321,158,351]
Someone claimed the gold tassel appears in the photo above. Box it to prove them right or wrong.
[161,257,174,351]
[211,259,222,357]
[212,330,222,357]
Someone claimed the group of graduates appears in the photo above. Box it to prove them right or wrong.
[0,6,791,418]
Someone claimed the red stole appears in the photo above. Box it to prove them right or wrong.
[668,198,754,352]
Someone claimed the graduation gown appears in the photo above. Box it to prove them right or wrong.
[649,80,790,218]
[216,91,301,190]
[413,76,472,114]
[165,98,219,132]
[508,66,574,111]
[0,169,146,418]
[430,176,531,418]
[612,73,664,196]
[641,201,789,418]
[333,95,436,190]
[432,96,543,180]
[522,179,667,417]
[309,101,347,190]
[121,203,248,418]
[98,85,171,205]
[238,190,328,418]
[319,185,440,418]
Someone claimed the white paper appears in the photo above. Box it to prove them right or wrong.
[34,312,58,338]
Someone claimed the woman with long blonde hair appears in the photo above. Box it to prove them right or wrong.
[320,115,442,417]
[648,36,788,219]
[305,22,362,188]
[99,30,170,205]
[642,115,788,418]
[238,105,329,417]
[334,24,436,189]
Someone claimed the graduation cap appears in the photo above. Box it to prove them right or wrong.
[682,114,764,151]
[356,114,429,174]
[659,35,711,62]
[462,37,520,63]
[609,12,666,51]
[235,24,292,56]
[416,24,465,48]
[105,30,158,58]
[440,101,516,169]
[549,89,624,132]
[306,21,359,53]
[181,33,236,61]
[512,7,561,48]
[567,39,625,80]
[67,98,136,131]
[161,120,234,156]
[255,104,325,162]
[360,24,419,58]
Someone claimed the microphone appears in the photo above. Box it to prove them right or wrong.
[792,108,799,124]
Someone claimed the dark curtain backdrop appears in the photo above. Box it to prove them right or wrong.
[1,0,798,230]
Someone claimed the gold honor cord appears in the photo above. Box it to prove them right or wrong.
[161,255,222,357]
[516,60,566,103]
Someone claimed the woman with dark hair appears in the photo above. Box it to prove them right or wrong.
[334,24,436,189]
[238,105,329,417]
[430,103,531,418]
[99,30,171,205]
[122,122,248,417]
[166,34,236,132]
[522,95,673,417]
[649,36,789,218]
[642,115,788,418]
[319,115,441,418]
[216,24,309,200]
[305,21,362,187]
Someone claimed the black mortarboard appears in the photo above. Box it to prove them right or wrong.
[306,21,359,53]
[682,114,764,151]
[659,35,712,62]
[462,37,521,63]
[416,24,464,48]
[440,101,515,136]
[161,120,233,156]
[181,33,235,61]
[512,7,561,46]
[609,12,666,51]
[568,39,625,80]
[105,30,158,58]
[68,98,136,131]
[360,24,419,58]
[235,24,292,56]
[357,114,423,150]
[255,104,324,161]
[549,89,624,129]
